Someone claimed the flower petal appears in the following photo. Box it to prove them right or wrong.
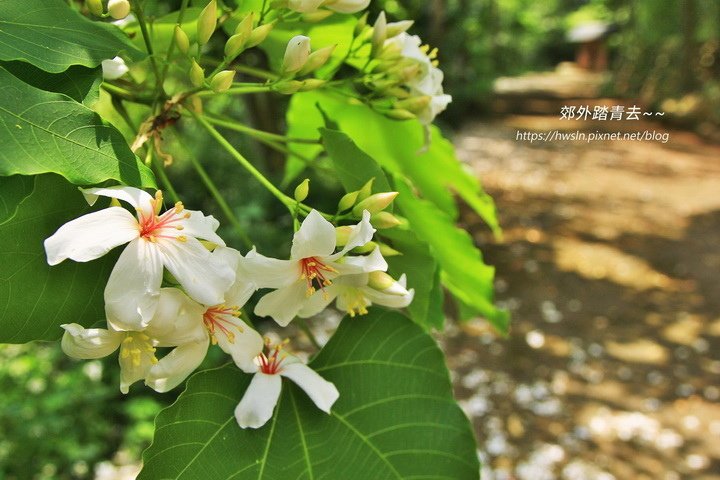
[235,372,282,429]
[253,282,308,326]
[333,246,388,275]
[119,348,155,394]
[44,207,139,265]
[215,319,264,373]
[329,210,376,259]
[180,210,226,246]
[105,238,163,331]
[325,0,370,14]
[297,284,339,318]
[241,248,298,289]
[146,288,207,346]
[281,363,339,413]
[145,340,209,393]
[81,186,154,217]
[290,210,336,260]
[364,285,415,309]
[60,323,123,359]
[158,236,235,307]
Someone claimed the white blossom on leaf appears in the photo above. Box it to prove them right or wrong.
[60,288,208,394]
[245,210,386,326]
[235,341,339,429]
[298,272,414,318]
[44,186,235,331]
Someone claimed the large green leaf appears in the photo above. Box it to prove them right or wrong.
[286,91,501,236]
[394,177,509,333]
[0,174,117,343]
[0,0,145,73]
[0,66,155,187]
[320,127,391,193]
[1,60,102,105]
[0,174,34,224]
[140,310,480,479]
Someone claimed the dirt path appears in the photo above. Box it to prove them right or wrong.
[447,116,720,480]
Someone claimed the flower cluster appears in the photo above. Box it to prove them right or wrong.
[45,186,412,428]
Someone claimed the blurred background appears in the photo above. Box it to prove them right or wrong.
[2,0,719,478]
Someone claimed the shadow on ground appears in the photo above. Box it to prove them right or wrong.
[446,117,720,480]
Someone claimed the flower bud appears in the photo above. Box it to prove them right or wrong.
[324,0,370,14]
[174,25,190,55]
[357,178,374,201]
[288,0,324,13]
[386,108,416,120]
[210,70,235,92]
[298,44,336,75]
[368,271,408,295]
[335,226,353,247]
[371,11,387,57]
[87,0,104,16]
[354,12,369,36]
[298,79,326,91]
[351,241,377,254]
[225,33,246,59]
[395,95,431,113]
[370,211,402,229]
[189,59,205,87]
[379,243,402,257]
[386,20,414,38]
[282,35,311,74]
[272,80,304,94]
[353,192,398,216]
[294,178,310,202]
[302,10,334,22]
[108,0,130,20]
[234,12,254,39]
[338,191,359,211]
[102,56,129,80]
[246,22,275,48]
[196,0,217,45]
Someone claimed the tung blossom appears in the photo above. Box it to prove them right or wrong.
[299,272,414,318]
[44,186,235,331]
[60,288,210,393]
[244,210,387,326]
[101,56,129,80]
[235,342,339,429]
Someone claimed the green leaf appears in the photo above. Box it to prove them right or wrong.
[320,127,391,193]
[0,175,34,224]
[0,174,117,343]
[0,0,145,73]
[0,66,155,187]
[383,229,445,331]
[394,177,509,333]
[286,91,501,236]
[140,310,480,479]
[1,60,102,105]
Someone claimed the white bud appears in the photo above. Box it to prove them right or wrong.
[298,44,336,75]
[101,56,129,80]
[386,20,414,38]
[282,35,311,74]
[287,0,324,13]
[324,0,370,14]
[371,12,387,57]
[108,0,130,20]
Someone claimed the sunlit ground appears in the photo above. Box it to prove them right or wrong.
[448,115,720,480]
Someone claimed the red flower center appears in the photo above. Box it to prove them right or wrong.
[257,341,288,375]
[138,192,190,242]
[203,305,243,344]
[299,256,337,296]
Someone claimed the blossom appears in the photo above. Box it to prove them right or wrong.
[323,0,370,14]
[101,56,129,80]
[44,186,235,331]
[245,210,386,326]
[384,33,452,124]
[60,288,209,393]
[235,341,339,429]
[298,272,414,318]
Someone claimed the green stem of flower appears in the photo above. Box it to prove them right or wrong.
[148,149,180,203]
[297,319,322,351]
[233,64,279,81]
[158,0,191,92]
[102,83,154,105]
[195,84,273,97]
[202,114,320,144]
[130,0,163,98]
[186,152,253,248]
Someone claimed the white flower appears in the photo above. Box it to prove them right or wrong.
[61,288,208,393]
[101,56,129,80]
[384,33,452,124]
[44,186,235,331]
[323,0,370,14]
[287,0,324,13]
[299,272,414,318]
[245,210,386,326]
[282,35,311,74]
[235,342,339,429]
